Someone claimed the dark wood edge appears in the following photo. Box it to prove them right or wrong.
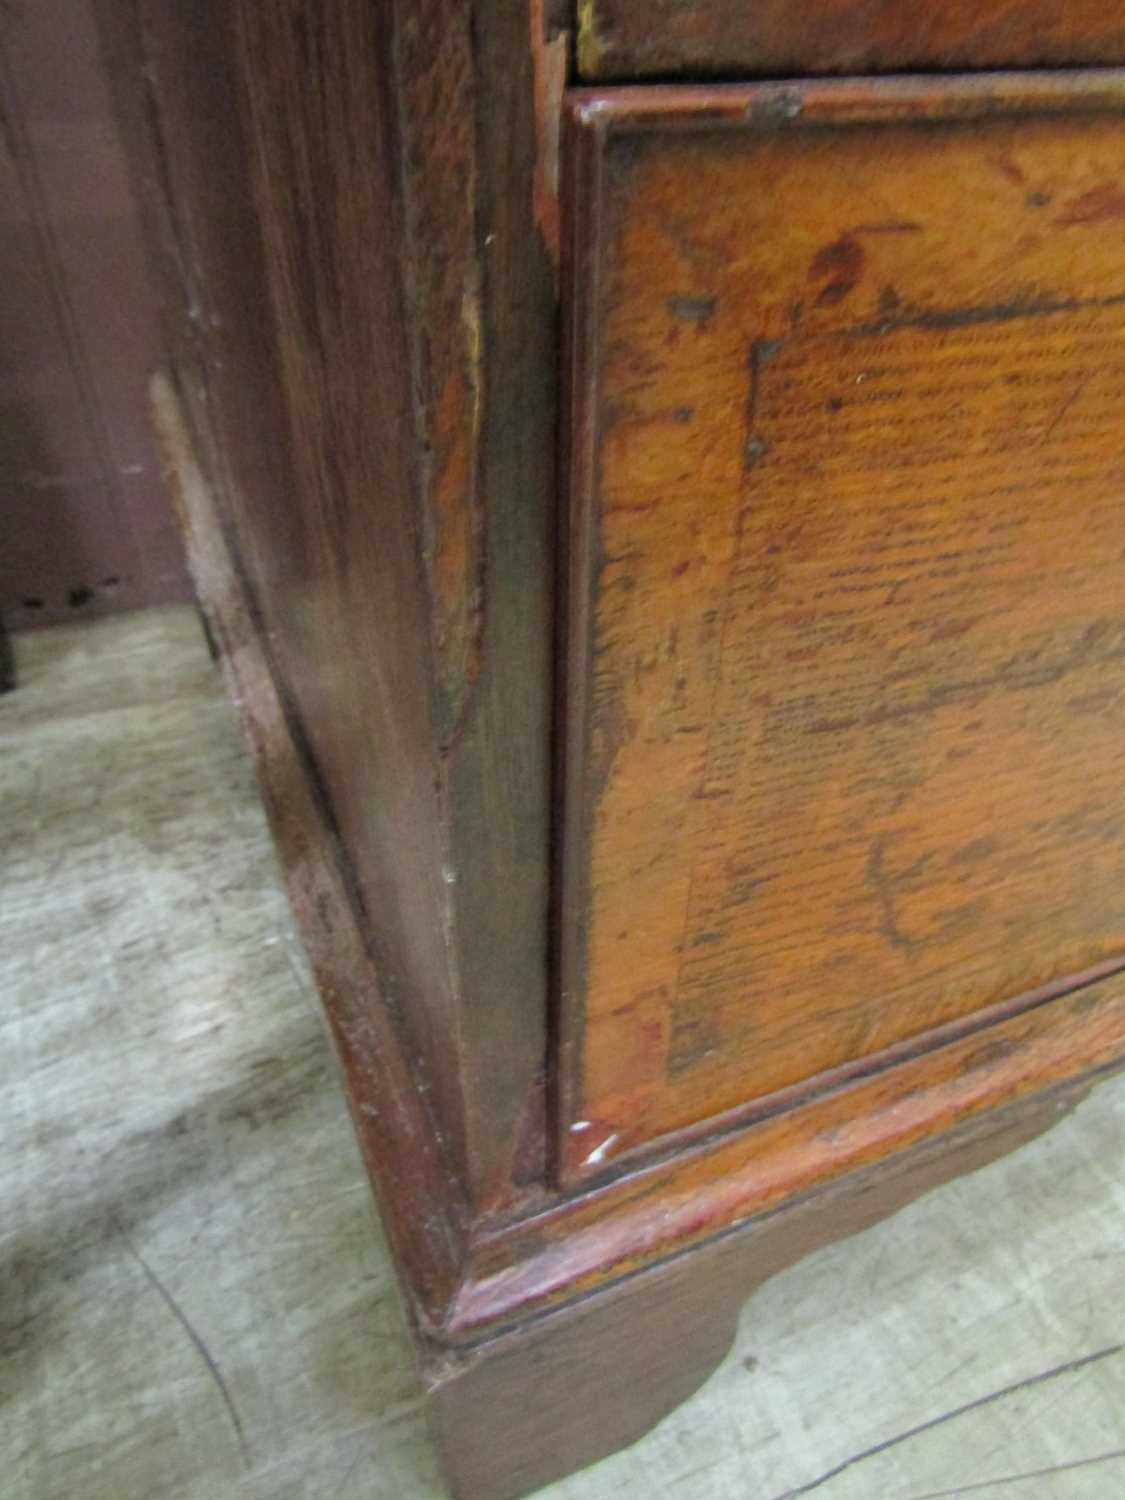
[565,68,1125,135]
[149,369,467,1330]
[435,0,560,1214]
[449,972,1125,1340]
[553,95,609,1183]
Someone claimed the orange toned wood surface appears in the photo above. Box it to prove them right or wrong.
[457,967,1125,1335]
[577,0,1125,82]
[560,78,1125,1175]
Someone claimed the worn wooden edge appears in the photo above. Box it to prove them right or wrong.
[448,975,1125,1340]
[565,68,1125,136]
[574,0,1125,87]
[392,0,485,750]
[578,958,1125,1185]
[553,93,609,1183]
[437,0,560,1217]
[424,1066,1103,1500]
[148,367,468,1330]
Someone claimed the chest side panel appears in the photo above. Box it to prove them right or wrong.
[561,97,1125,1173]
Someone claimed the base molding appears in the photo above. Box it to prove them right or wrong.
[450,971,1125,1340]
[428,1073,1097,1500]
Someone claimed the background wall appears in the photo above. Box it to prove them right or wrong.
[0,0,190,631]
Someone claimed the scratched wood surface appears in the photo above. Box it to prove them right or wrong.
[3,610,1124,1498]
[561,88,1125,1165]
[576,0,1125,81]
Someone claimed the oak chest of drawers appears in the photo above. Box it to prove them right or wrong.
[124,1,1125,1494]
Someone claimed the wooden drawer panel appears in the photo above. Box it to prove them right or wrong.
[577,1,1125,82]
[559,75,1125,1177]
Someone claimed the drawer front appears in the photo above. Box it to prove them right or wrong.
[559,75,1125,1177]
[578,1,1125,81]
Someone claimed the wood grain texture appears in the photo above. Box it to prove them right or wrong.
[394,0,483,746]
[150,370,465,1325]
[440,0,560,1210]
[430,1070,1104,1500]
[561,75,1125,1170]
[225,0,474,1193]
[108,0,558,1211]
[454,967,1125,1335]
[577,0,1125,82]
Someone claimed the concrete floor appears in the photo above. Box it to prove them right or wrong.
[3,607,1123,1500]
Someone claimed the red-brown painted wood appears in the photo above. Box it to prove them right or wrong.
[109,0,558,1213]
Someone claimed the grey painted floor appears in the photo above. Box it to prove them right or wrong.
[3,608,1123,1500]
